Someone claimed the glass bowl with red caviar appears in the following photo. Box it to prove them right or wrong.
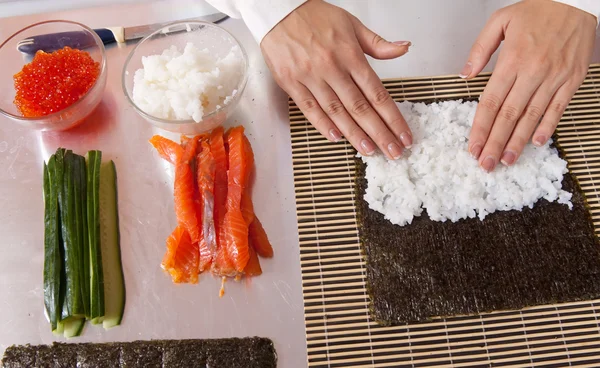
[0,20,107,131]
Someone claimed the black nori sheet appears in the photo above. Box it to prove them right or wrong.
[120,340,163,368]
[76,343,122,368]
[356,156,600,325]
[0,345,35,368]
[35,342,78,368]
[1,338,276,368]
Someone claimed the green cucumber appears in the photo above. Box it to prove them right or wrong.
[52,319,64,336]
[86,151,104,321]
[54,149,71,320]
[58,150,83,317]
[43,158,61,331]
[73,155,90,318]
[98,160,125,329]
[63,317,85,338]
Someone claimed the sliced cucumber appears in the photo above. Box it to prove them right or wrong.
[43,158,62,332]
[52,319,64,336]
[73,155,90,318]
[98,160,125,329]
[61,150,83,317]
[54,149,68,321]
[86,151,104,321]
[63,317,85,339]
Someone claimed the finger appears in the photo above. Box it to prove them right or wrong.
[501,83,556,166]
[287,82,344,144]
[460,9,507,79]
[329,72,406,159]
[307,80,379,156]
[478,76,542,171]
[468,62,517,160]
[349,15,411,60]
[533,80,579,147]
[347,60,413,148]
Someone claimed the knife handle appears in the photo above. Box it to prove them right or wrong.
[17,28,119,55]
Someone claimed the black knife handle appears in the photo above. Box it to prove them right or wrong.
[17,29,116,55]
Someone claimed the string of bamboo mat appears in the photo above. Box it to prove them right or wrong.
[290,64,600,367]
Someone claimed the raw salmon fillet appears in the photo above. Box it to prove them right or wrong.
[249,217,274,258]
[151,127,272,285]
[175,142,201,244]
[222,127,252,273]
[210,127,236,275]
[197,140,217,272]
[150,135,201,244]
[243,246,262,276]
[149,135,182,165]
[162,225,199,284]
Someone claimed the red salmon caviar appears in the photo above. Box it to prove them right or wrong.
[13,46,100,118]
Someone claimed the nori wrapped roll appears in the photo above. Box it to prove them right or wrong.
[356,154,600,325]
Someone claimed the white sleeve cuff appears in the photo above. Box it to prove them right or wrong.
[554,0,600,25]
[205,0,308,43]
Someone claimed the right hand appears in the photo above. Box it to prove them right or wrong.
[260,0,413,159]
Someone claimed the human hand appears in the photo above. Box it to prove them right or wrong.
[462,0,597,171]
[261,0,413,159]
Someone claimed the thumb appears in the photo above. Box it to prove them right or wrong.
[350,16,411,60]
[460,10,507,79]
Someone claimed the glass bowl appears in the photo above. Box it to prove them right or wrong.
[0,20,107,131]
[122,20,249,135]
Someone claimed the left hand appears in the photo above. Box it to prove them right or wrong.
[462,0,597,172]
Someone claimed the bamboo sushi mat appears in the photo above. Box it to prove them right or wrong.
[289,63,600,367]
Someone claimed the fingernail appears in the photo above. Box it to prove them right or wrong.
[533,135,547,147]
[361,139,376,155]
[329,129,342,142]
[388,142,403,159]
[400,132,412,148]
[500,150,516,166]
[481,156,496,172]
[470,143,482,159]
[459,61,472,79]
[393,41,411,46]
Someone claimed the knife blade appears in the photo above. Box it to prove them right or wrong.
[16,12,229,55]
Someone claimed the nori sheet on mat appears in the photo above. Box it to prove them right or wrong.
[1,338,277,368]
[356,154,600,326]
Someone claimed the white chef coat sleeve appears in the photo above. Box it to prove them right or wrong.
[554,0,600,25]
[205,0,308,43]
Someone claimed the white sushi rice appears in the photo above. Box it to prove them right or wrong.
[132,42,243,122]
[360,101,573,226]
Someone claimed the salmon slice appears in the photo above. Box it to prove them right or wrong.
[149,135,183,164]
[150,135,201,244]
[197,140,217,272]
[210,127,228,234]
[249,217,274,258]
[240,134,256,225]
[243,246,262,276]
[161,225,199,283]
[209,127,235,275]
[222,127,252,273]
[181,135,200,163]
[174,150,201,244]
[237,133,273,259]
[241,187,255,226]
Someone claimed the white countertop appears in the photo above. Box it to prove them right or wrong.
[1,1,599,367]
